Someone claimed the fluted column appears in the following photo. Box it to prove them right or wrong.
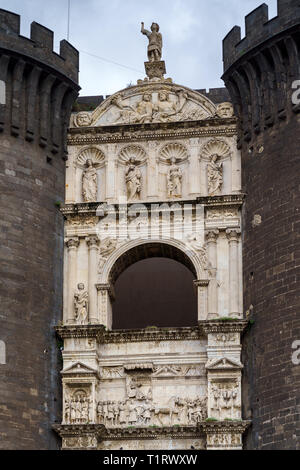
[86,236,100,324]
[194,279,209,321]
[106,144,116,201]
[96,283,115,329]
[65,237,79,324]
[226,229,241,318]
[206,230,219,318]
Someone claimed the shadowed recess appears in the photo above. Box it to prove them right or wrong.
[112,257,197,329]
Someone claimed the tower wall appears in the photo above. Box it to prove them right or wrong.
[0,9,79,449]
[222,1,300,449]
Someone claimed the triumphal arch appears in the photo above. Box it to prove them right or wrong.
[54,23,249,450]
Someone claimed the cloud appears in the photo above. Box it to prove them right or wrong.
[0,0,278,95]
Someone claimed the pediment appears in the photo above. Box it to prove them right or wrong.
[61,361,98,376]
[73,83,217,127]
[205,357,243,370]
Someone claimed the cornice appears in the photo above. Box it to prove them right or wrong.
[54,423,203,440]
[199,320,249,335]
[104,425,203,440]
[67,118,237,146]
[55,324,105,340]
[200,420,251,434]
[60,194,244,217]
[55,325,203,343]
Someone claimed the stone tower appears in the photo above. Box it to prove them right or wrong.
[0,9,79,449]
[222,1,300,449]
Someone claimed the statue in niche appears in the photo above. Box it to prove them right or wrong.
[141,22,162,62]
[74,283,89,324]
[125,157,142,200]
[207,154,223,195]
[82,159,97,202]
[167,157,182,197]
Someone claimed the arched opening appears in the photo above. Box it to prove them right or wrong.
[110,243,198,330]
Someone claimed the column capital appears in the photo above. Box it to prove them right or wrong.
[96,283,115,301]
[65,237,80,249]
[86,236,100,248]
[205,230,220,243]
[194,279,210,288]
[226,229,241,242]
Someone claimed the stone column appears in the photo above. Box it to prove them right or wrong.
[106,144,116,201]
[188,138,200,196]
[65,237,80,324]
[226,229,241,318]
[147,142,158,198]
[194,279,209,321]
[206,230,219,318]
[96,283,115,329]
[86,236,100,324]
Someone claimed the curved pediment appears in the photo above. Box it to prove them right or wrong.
[73,83,217,127]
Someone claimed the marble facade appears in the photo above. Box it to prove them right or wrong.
[54,30,249,449]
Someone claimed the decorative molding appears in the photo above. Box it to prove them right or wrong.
[55,325,203,343]
[67,121,237,146]
[199,320,248,335]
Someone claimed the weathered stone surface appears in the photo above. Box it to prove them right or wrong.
[0,9,79,450]
[222,1,300,450]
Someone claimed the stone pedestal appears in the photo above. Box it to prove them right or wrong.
[144,60,166,80]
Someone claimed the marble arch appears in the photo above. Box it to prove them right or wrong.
[100,238,205,285]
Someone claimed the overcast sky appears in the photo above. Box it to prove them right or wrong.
[1,0,277,97]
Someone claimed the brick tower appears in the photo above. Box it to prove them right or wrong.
[0,9,79,449]
[222,1,300,449]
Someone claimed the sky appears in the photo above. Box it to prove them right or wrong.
[0,0,278,97]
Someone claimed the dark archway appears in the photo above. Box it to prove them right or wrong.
[112,257,197,329]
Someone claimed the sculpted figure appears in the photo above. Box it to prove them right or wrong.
[216,102,234,118]
[82,159,97,202]
[74,111,92,127]
[74,283,89,325]
[119,401,127,425]
[126,377,137,399]
[142,400,152,425]
[107,401,114,426]
[167,157,182,197]
[141,22,162,62]
[128,399,137,424]
[125,157,142,200]
[207,154,223,195]
[98,237,118,273]
[153,90,177,122]
[135,93,154,123]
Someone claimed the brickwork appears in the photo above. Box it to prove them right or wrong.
[222,0,300,449]
[0,9,79,449]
